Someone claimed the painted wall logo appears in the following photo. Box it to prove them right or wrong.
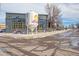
[32,15,38,23]
[34,15,38,22]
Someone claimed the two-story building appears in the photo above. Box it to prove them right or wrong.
[6,13,48,33]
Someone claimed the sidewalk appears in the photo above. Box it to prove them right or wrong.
[0,29,71,39]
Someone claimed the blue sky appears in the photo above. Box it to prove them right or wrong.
[0,3,79,27]
[62,18,79,27]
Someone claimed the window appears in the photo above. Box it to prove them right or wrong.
[39,15,47,20]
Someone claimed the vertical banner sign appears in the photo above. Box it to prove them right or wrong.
[28,11,38,32]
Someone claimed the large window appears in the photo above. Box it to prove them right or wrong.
[12,19,25,29]
[39,15,47,20]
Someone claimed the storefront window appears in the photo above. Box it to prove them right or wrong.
[39,15,47,20]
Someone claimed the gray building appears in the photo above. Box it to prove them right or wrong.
[6,13,48,33]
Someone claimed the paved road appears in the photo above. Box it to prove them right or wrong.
[0,29,79,56]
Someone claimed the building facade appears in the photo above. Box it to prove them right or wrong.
[0,4,63,33]
[6,13,48,33]
[0,24,6,30]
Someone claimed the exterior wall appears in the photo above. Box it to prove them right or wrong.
[38,14,48,30]
[6,13,26,32]
[6,13,48,32]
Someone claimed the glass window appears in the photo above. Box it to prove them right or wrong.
[39,15,47,20]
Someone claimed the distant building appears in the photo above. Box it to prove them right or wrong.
[0,24,6,30]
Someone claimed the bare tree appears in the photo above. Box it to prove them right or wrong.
[45,3,61,30]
